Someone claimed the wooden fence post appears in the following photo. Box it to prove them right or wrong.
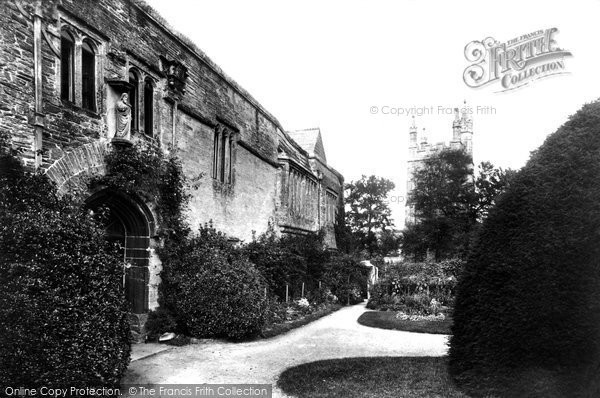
[301,282,305,298]
[286,284,289,303]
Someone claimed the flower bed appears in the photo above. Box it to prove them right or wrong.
[261,302,342,339]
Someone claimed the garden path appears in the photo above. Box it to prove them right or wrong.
[122,303,448,397]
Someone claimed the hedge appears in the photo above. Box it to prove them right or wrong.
[0,154,130,387]
[448,101,600,397]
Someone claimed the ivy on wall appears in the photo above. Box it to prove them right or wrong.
[89,141,191,241]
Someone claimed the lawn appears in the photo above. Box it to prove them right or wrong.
[357,311,452,334]
[277,356,469,398]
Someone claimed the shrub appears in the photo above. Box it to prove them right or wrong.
[449,101,600,397]
[322,253,368,304]
[159,224,268,340]
[242,226,306,299]
[0,155,130,387]
[243,227,330,300]
[306,286,338,305]
[401,293,434,315]
[145,308,178,342]
[366,260,462,312]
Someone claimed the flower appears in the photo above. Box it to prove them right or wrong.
[296,298,310,308]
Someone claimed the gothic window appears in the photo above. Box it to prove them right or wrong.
[128,69,140,131]
[212,130,220,179]
[60,30,74,102]
[81,39,96,111]
[213,126,233,184]
[60,26,100,111]
[219,132,226,181]
[143,78,154,137]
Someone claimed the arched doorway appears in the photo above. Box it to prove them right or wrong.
[86,189,154,314]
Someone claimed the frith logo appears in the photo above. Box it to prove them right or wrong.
[463,28,572,92]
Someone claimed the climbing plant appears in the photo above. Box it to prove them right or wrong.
[90,141,191,240]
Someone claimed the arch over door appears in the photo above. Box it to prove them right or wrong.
[86,189,154,314]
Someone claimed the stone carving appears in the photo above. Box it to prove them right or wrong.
[160,56,188,99]
[115,93,132,140]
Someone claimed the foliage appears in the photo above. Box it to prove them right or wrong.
[403,149,513,261]
[321,253,368,305]
[449,101,600,398]
[145,308,178,342]
[367,260,462,313]
[91,141,191,241]
[261,303,342,339]
[159,224,268,340]
[334,206,361,254]
[474,161,516,221]
[345,175,396,255]
[403,149,476,260]
[243,226,331,300]
[378,228,401,256]
[0,154,130,387]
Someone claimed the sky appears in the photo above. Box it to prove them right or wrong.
[144,0,600,228]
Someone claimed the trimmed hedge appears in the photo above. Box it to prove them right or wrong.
[159,225,268,340]
[449,101,600,397]
[0,155,130,387]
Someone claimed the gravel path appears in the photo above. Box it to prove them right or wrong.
[123,303,449,397]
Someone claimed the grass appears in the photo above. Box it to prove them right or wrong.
[357,311,452,334]
[277,356,469,398]
[260,304,342,339]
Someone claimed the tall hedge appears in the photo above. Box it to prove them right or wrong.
[0,154,130,387]
[449,101,600,397]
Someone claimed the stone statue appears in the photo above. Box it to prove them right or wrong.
[115,93,132,139]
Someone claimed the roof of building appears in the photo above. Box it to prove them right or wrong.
[134,0,284,131]
[287,128,327,163]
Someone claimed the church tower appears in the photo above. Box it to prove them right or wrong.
[405,101,474,225]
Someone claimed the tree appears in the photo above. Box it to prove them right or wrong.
[378,228,401,256]
[402,149,513,261]
[449,100,600,398]
[345,175,395,255]
[403,149,476,260]
[475,161,516,221]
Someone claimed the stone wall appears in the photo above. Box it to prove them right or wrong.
[0,0,345,326]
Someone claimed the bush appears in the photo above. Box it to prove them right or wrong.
[322,253,367,304]
[449,101,600,397]
[366,260,461,312]
[0,155,130,387]
[243,227,330,300]
[159,224,268,340]
[145,308,178,341]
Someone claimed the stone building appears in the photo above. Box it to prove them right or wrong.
[0,0,344,323]
[405,105,473,224]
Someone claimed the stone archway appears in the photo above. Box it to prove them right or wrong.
[86,189,155,314]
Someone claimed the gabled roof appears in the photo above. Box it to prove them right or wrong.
[287,128,327,163]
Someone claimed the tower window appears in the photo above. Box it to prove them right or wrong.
[81,40,96,111]
[60,30,74,102]
[143,78,154,137]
